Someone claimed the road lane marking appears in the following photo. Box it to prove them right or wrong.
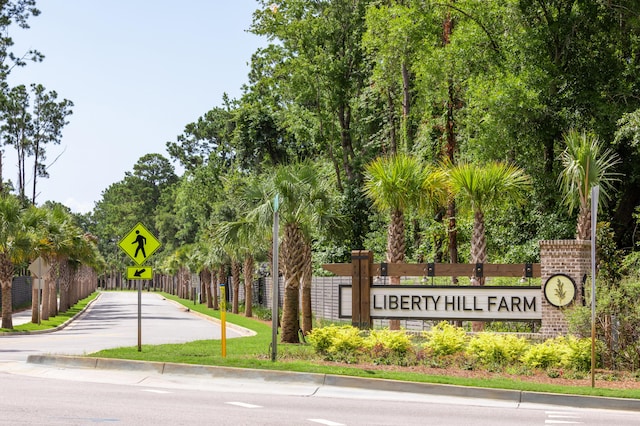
[545,411,583,424]
[225,402,262,409]
[308,419,345,426]
[140,389,171,394]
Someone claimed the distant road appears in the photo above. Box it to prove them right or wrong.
[0,291,244,362]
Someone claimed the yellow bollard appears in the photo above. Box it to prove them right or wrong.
[220,283,227,358]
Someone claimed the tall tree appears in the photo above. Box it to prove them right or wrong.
[29,83,73,203]
[251,0,373,186]
[1,84,30,199]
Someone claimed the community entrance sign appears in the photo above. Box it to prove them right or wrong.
[325,250,544,328]
[338,285,541,321]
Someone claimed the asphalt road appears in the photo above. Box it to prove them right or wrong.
[1,292,639,425]
[0,291,247,362]
[2,363,640,426]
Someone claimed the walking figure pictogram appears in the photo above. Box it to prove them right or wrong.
[133,230,147,259]
[119,223,160,265]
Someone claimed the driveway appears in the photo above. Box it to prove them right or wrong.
[0,291,249,362]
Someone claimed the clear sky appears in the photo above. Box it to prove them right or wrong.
[6,1,265,214]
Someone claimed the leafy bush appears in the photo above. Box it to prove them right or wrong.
[466,333,528,366]
[422,321,468,356]
[364,329,413,356]
[306,324,339,355]
[521,336,595,371]
[521,338,564,369]
[306,324,364,362]
[560,336,593,371]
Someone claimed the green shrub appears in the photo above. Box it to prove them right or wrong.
[306,324,339,355]
[306,325,364,362]
[466,333,528,366]
[521,338,564,369]
[364,329,413,356]
[521,336,596,372]
[560,336,593,371]
[423,321,468,356]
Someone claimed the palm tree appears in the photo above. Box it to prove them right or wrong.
[364,153,448,329]
[247,161,338,343]
[558,129,621,240]
[448,161,531,269]
[448,161,531,331]
[38,204,77,321]
[0,196,45,329]
[215,217,265,318]
[365,154,448,266]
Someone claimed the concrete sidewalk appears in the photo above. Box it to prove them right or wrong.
[11,308,32,326]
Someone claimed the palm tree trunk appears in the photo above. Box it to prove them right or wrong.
[48,263,59,317]
[281,275,300,343]
[387,210,405,330]
[231,260,240,314]
[1,281,12,329]
[300,241,313,335]
[280,223,305,343]
[0,254,14,329]
[202,268,213,308]
[577,204,591,240]
[58,261,71,313]
[40,275,50,321]
[244,255,254,317]
[471,210,487,268]
[386,209,405,265]
[471,209,487,332]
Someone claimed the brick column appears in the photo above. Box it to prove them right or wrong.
[539,240,591,337]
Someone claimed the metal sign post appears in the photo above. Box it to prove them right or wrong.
[138,279,142,352]
[220,282,227,358]
[271,194,280,362]
[117,222,161,353]
[29,257,50,325]
[590,185,599,388]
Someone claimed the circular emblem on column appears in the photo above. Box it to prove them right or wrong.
[544,274,576,308]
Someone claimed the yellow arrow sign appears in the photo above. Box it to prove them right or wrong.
[118,223,161,265]
[127,266,153,280]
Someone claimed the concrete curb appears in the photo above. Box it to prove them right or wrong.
[26,354,640,412]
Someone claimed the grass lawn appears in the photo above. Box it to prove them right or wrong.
[89,292,640,401]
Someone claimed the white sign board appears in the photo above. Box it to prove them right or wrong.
[340,285,542,321]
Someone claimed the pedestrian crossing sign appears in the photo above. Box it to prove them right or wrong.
[118,222,161,265]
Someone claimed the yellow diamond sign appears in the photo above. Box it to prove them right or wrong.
[118,222,161,265]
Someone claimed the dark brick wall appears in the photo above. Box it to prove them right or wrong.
[0,276,32,310]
